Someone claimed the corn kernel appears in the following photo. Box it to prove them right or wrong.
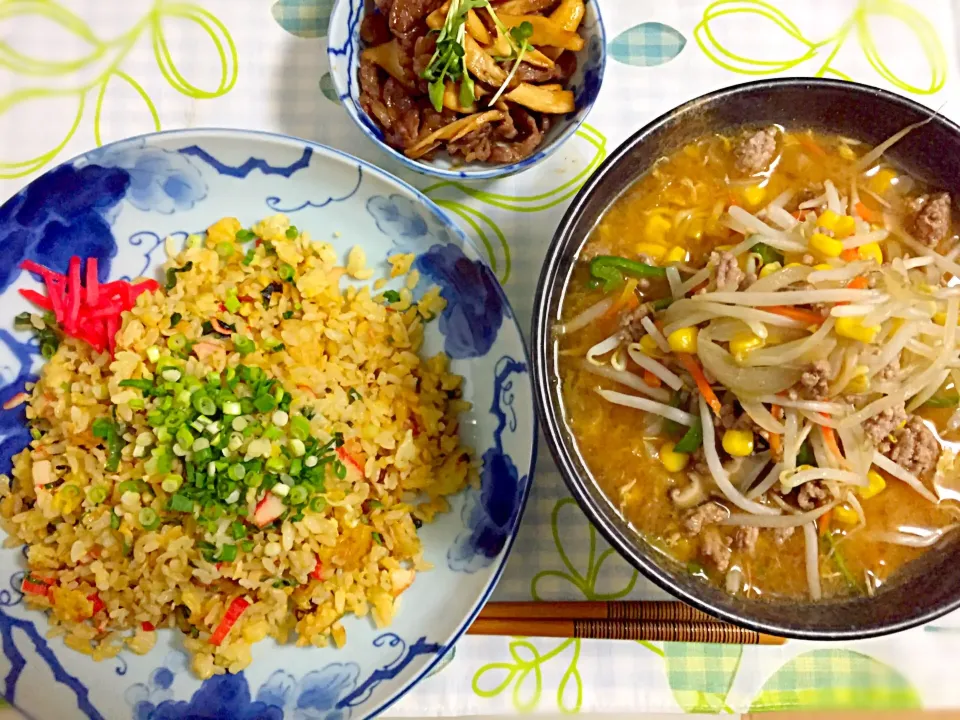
[818,211,857,238]
[729,331,765,362]
[838,144,857,161]
[722,429,755,457]
[759,261,782,278]
[835,316,880,343]
[817,209,841,230]
[639,334,663,357]
[813,263,833,271]
[635,242,667,261]
[667,327,698,354]
[742,184,766,208]
[858,470,887,500]
[664,246,687,264]
[784,262,806,269]
[659,442,690,473]
[810,232,844,258]
[686,220,704,241]
[835,215,856,238]
[833,504,859,525]
[858,242,883,265]
[844,367,870,394]
[645,215,672,245]
[869,167,898,194]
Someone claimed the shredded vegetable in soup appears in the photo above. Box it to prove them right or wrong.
[556,125,960,600]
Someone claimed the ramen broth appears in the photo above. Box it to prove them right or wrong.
[556,127,960,600]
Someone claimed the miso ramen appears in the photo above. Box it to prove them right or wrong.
[555,125,960,600]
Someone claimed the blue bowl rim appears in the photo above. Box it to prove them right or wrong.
[326,0,607,181]
[531,76,960,641]
[0,126,539,718]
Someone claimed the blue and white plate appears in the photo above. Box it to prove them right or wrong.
[0,130,536,720]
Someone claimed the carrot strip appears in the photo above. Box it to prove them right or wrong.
[846,276,869,290]
[766,306,825,326]
[818,509,832,535]
[769,404,782,456]
[642,370,662,389]
[840,248,859,262]
[820,414,844,461]
[677,353,721,415]
[855,201,879,224]
[799,134,826,157]
[604,278,639,319]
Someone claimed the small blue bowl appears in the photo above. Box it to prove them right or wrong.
[327,0,606,181]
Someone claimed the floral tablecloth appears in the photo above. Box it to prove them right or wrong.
[3,0,960,715]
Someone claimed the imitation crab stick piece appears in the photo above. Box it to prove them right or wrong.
[209,596,250,646]
[677,353,722,415]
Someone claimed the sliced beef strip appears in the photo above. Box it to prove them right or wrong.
[701,528,733,573]
[361,11,392,45]
[733,128,777,175]
[682,501,728,535]
[800,360,831,400]
[910,192,951,247]
[389,0,442,34]
[381,77,421,147]
[487,108,546,164]
[447,124,494,163]
[863,402,907,447]
[882,415,941,478]
[514,51,579,84]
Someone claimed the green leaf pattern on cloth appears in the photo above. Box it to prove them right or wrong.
[473,638,583,714]
[750,650,922,711]
[271,0,334,38]
[665,644,741,713]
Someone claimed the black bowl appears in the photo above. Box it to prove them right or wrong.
[531,78,960,640]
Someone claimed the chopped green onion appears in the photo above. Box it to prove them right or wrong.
[334,461,347,480]
[222,401,241,416]
[110,511,121,530]
[242,248,257,266]
[245,472,263,488]
[216,242,235,259]
[161,368,182,383]
[347,388,362,404]
[138,507,160,530]
[309,496,326,513]
[193,394,217,416]
[119,379,154,391]
[233,335,255,355]
[382,290,401,304]
[240,539,255,552]
[286,226,299,239]
[87,485,108,504]
[170,312,183,327]
[278,263,295,282]
[225,295,241,313]
[272,410,289,427]
[254,395,277,413]
[167,334,188,352]
[235,229,256,242]
[176,427,195,448]
[372,532,383,545]
[161,474,183,493]
[289,438,306,457]
[228,463,246,481]
[217,543,238,563]
[288,485,308,505]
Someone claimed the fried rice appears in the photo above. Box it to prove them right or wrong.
[0,214,473,678]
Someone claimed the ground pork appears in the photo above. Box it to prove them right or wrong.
[579,242,612,262]
[618,304,651,342]
[719,398,756,431]
[797,481,830,510]
[733,128,777,175]
[682,501,728,535]
[863,402,907,447]
[712,251,744,291]
[875,356,900,382]
[701,528,733,572]
[910,192,951,247]
[734,526,759,556]
[800,360,831,400]
[773,526,795,546]
[882,415,941,478]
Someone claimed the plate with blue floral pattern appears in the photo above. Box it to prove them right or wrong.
[0,129,535,720]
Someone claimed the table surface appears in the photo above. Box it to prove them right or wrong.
[3,0,960,716]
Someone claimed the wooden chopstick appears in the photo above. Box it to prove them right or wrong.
[468,602,786,645]
[479,600,723,623]
[468,617,785,645]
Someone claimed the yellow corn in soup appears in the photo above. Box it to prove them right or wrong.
[556,127,960,600]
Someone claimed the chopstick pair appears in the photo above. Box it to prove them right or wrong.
[467,601,786,645]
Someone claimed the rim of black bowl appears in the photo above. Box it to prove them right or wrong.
[532,77,960,641]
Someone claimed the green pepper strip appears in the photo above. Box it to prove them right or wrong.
[923,392,959,408]
[750,241,784,266]
[674,417,703,453]
[824,532,860,594]
[588,256,667,292]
